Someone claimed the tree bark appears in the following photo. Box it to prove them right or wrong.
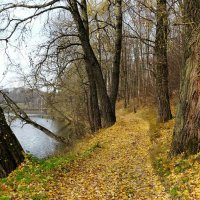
[1,91,68,144]
[85,62,102,132]
[0,106,24,178]
[110,0,123,115]
[69,0,116,127]
[170,0,200,155]
[155,0,172,122]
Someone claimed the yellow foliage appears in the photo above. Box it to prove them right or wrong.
[141,106,200,200]
[1,105,200,199]
[88,0,110,16]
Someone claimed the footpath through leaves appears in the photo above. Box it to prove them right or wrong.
[46,111,170,199]
[1,109,170,199]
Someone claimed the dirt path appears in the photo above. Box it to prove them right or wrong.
[47,112,170,199]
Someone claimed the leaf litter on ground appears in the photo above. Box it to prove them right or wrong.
[1,106,200,199]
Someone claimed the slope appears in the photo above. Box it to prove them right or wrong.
[0,109,171,199]
[46,110,170,199]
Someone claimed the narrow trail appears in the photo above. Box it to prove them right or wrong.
[47,111,170,199]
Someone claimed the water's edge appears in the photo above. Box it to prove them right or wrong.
[7,114,69,159]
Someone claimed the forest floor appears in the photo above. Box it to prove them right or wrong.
[1,105,200,199]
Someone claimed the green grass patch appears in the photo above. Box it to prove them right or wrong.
[0,196,10,200]
[81,141,102,158]
[138,106,200,199]
[0,141,103,199]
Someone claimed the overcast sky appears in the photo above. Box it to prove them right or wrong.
[0,1,47,88]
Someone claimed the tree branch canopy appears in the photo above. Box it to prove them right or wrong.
[0,0,70,41]
[0,0,63,11]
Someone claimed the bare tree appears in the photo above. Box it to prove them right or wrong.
[0,0,123,129]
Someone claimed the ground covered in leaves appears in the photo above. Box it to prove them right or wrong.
[0,107,200,199]
[144,110,200,200]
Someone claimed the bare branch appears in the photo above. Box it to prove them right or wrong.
[0,0,62,11]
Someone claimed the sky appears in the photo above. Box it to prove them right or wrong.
[0,1,47,88]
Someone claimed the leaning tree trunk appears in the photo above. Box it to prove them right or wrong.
[0,91,68,144]
[170,0,200,156]
[85,61,102,132]
[0,106,24,178]
[88,79,102,132]
[85,46,116,127]
[70,0,116,127]
[155,0,172,122]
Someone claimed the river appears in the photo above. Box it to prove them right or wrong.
[8,114,68,159]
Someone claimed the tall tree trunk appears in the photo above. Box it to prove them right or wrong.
[110,0,123,115]
[124,42,129,108]
[170,0,200,155]
[85,62,102,132]
[134,39,141,107]
[121,35,129,109]
[0,106,24,178]
[155,0,172,122]
[69,0,115,127]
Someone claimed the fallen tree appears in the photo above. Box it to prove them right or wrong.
[0,90,68,145]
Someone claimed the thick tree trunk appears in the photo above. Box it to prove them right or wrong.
[110,0,123,115]
[155,0,172,122]
[69,0,116,127]
[170,0,200,155]
[88,80,102,132]
[84,47,116,127]
[85,62,102,132]
[0,106,24,178]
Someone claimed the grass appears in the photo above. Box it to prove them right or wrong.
[137,106,200,199]
[0,142,101,199]
[1,103,200,199]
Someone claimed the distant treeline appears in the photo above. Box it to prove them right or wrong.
[0,87,44,109]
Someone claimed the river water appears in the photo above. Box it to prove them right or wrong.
[9,115,68,159]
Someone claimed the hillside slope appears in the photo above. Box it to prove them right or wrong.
[1,109,171,199]
[47,111,170,199]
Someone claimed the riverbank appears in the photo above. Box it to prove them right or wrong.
[1,106,200,199]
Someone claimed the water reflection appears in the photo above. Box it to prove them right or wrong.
[9,115,68,158]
